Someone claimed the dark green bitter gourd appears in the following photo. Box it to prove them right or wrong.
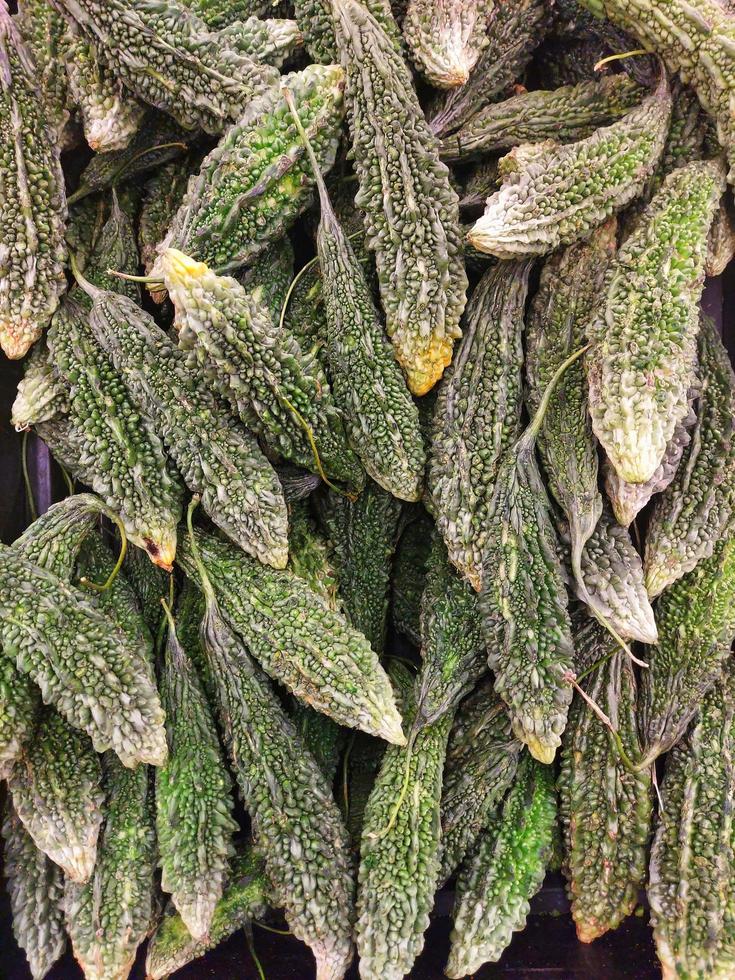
[333,0,467,395]
[64,752,156,980]
[238,237,296,322]
[429,259,532,591]
[295,0,401,63]
[16,0,70,139]
[0,4,67,359]
[177,525,405,744]
[467,71,671,259]
[391,508,433,645]
[445,755,556,978]
[121,544,170,635]
[156,610,237,941]
[286,89,426,501]
[2,800,66,980]
[138,156,192,285]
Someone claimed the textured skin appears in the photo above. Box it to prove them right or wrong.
[438,680,521,884]
[315,481,403,654]
[48,299,184,570]
[199,601,355,980]
[429,260,531,591]
[334,0,467,395]
[64,753,156,980]
[180,0,279,24]
[8,705,104,883]
[414,533,487,729]
[146,848,268,979]
[479,421,575,764]
[138,157,191,279]
[16,0,69,137]
[78,187,141,301]
[238,237,295,322]
[65,194,108,271]
[576,0,735,181]
[588,159,725,484]
[85,286,289,569]
[706,192,735,276]
[459,158,499,209]
[428,0,549,136]
[445,755,556,978]
[0,7,67,359]
[177,527,406,744]
[0,542,167,768]
[159,249,364,489]
[65,32,145,153]
[403,0,495,88]
[468,71,671,259]
[2,800,66,980]
[52,0,280,133]
[310,162,426,501]
[356,671,453,980]
[639,535,735,766]
[648,668,735,980]
[526,223,615,577]
[391,508,432,645]
[645,317,735,597]
[440,74,645,161]
[288,500,342,612]
[155,65,346,274]
[295,0,401,62]
[156,620,237,941]
[559,619,651,942]
[11,339,68,430]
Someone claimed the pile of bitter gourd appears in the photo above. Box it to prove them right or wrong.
[2,0,735,977]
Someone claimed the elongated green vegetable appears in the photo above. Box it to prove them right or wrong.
[391,509,432,645]
[333,0,467,395]
[296,0,401,63]
[16,0,69,138]
[403,0,495,89]
[11,339,68,432]
[138,157,192,282]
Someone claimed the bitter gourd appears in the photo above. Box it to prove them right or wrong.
[177,524,405,743]
[65,193,108,271]
[158,248,364,490]
[64,752,156,980]
[445,755,556,978]
[78,280,289,569]
[559,617,651,942]
[8,705,104,884]
[391,507,432,645]
[648,665,735,980]
[16,0,69,138]
[180,0,278,24]
[0,4,67,359]
[146,847,269,979]
[645,316,735,597]
[356,664,453,980]
[467,70,671,259]
[429,259,532,591]
[440,73,646,161]
[138,157,192,282]
[588,158,725,484]
[0,542,167,768]
[121,544,169,635]
[706,192,735,275]
[2,800,66,980]
[414,532,487,729]
[153,64,346,274]
[53,0,280,133]
[289,101,426,501]
[295,0,400,63]
[438,680,521,883]
[639,534,735,766]
[403,0,495,89]
[333,0,467,395]
[345,732,387,844]
[238,237,296,323]
[156,612,237,941]
[315,481,402,653]
[11,339,68,431]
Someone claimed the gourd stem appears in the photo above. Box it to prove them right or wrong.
[156,578,176,655]
[254,921,290,936]
[564,670,641,774]
[58,463,74,497]
[525,343,590,444]
[159,597,176,633]
[594,49,648,71]
[342,731,355,819]
[67,141,188,205]
[21,431,37,522]
[245,925,266,980]
[185,496,217,606]
[69,252,101,300]
[371,727,417,840]
[107,269,165,286]
[80,515,128,593]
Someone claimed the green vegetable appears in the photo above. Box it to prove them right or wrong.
[288,499,342,611]
[64,753,156,980]
[467,71,671,259]
[403,0,495,89]
[706,193,735,276]
[645,317,735,597]
[588,158,725,484]
[295,0,401,62]
[138,157,192,284]
[0,5,67,359]
[65,194,109,271]
[15,0,69,138]
[177,525,405,743]
[11,339,69,431]
[445,755,556,978]
[429,259,532,591]
[238,237,296,322]
[345,732,387,843]
[180,0,277,24]
[121,544,170,635]
[391,508,432,645]
[2,800,66,980]
[146,848,269,979]
[334,0,467,395]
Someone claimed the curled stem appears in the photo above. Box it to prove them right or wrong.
[564,670,640,774]
[79,513,128,593]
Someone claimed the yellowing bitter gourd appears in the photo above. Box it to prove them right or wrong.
[645,316,735,597]
[158,248,364,490]
[154,64,346,274]
[445,755,557,978]
[8,705,104,884]
[429,259,532,591]
[403,0,495,89]
[2,800,66,980]
[64,752,156,980]
[639,535,735,766]
[334,0,467,395]
[356,663,453,980]
[587,157,726,484]
[0,3,67,359]
[559,617,651,943]
[467,71,671,259]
